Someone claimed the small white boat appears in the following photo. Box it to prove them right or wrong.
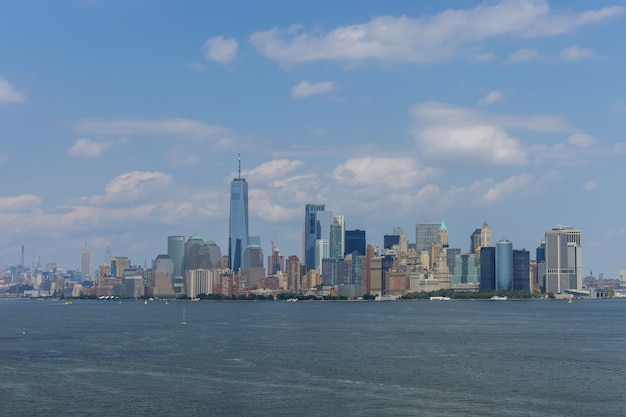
[181,308,187,326]
[491,296,508,301]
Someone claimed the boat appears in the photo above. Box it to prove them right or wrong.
[64,300,73,305]
[181,308,187,326]
[430,296,451,301]
[144,299,148,305]
[491,296,508,301]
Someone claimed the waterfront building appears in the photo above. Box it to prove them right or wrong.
[545,226,582,293]
[243,244,264,288]
[286,255,301,291]
[228,153,249,273]
[451,253,479,286]
[152,255,174,297]
[167,236,185,279]
[186,268,221,298]
[267,245,284,276]
[496,239,513,290]
[479,246,496,292]
[315,239,329,273]
[184,235,204,271]
[199,241,222,270]
[513,249,530,291]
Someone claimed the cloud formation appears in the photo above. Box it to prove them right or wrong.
[506,48,539,64]
[76,118,224,138]
[241,159,304,181]
[333,157,439,190]
[479,90,504,106]
[204,36,238,64]
[67,138,116,157]
[0,194,41,212]
[0,75,26,103]
[250,1,623,64]
[291,81,336,99]
[83,171,173,205]
[559,45,595,61]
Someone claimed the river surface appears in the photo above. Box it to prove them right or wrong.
[1,298,624,416]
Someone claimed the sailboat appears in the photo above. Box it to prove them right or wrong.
[181,308,187,326]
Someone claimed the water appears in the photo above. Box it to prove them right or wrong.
[1,299,624,416]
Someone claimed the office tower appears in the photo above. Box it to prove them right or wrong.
[446,248,461,274]
[329,220,343,260]
[545,226,582,293]
[438,219,449,247]
[199,240,222,270]
[111,256,130,279]
[345,229,366,256]
[479,246,496,291]
[152,255,174,296]
[470,228,481,254]
[267,245,284,276]
[496,239,513,290]
[451,253,479,286]
[384,234,400,250]
[243,244,264,288]
[315,239,329,273]
[229,153,249,272]
[481,222,491,248]
[513,249,530,291]
[287,255,301,291]
[104,244,112,267]
[321,258,336,285]
[335,215,345,256]
[81,241,93,282]
[303,204,325,271]
[248,236,261,246]
[184,235,204,271]
[416,222,441,254]
[167,236,185,278]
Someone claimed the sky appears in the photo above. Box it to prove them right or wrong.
[0,0,625,278]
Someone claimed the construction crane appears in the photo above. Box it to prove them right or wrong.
[269,232,278,250]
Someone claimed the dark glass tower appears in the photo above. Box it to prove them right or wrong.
[303,204,325,271]
[513,249,530,291]
[479,246,496,292]
[228,153,249,272]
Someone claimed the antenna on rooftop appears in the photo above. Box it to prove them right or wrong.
[238,150,241,180]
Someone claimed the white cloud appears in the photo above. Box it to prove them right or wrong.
[479,90,504,106]
[559,45,595,61]
[583,180,598,191]
[479,173,535,204]
[613,143,626,154]
[0,75,26,103]
[333,157,439,189]
[67,138,115,157]
[412,102,530,166]
[250,1,623,64]
[505,48,539,64]
[76,118,224,138]
[186,62,207,72]
[473,52,496,63]
[568,133,596,147]
[204,36,238,64]
[83,171,173,205]
[241,159,304,181]
[0,194,41,212]
[291,81,336,99]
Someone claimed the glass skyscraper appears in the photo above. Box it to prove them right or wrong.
[229,156,249,273]
[303,203,325,272]
[496,239,513,290]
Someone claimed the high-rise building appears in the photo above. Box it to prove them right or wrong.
[152,254,174,296]
[451,253,479,286]
[545,226,582,293]
[496,239,513,290]
[81,241,93,282]
[416,222,440,255]
[167,236,185,278]
[479,246,496,292]
[345,229,366,256]
[481,222,491,248]
[315,239,329,273]
[243,244,264,288]
[267,245,284,276]
[199,240,222,270]
[470,228,481,254]
[303,204,326,272]
[512,249,530,291]
[329,220,343,260]
[287,255,301,291]
[228,153,249,273]
[185,235,204,271]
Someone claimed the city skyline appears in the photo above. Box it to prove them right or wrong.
[0,1,625,277]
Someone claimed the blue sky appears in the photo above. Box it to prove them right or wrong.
[1,0,624,278]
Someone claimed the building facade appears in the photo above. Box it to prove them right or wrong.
[228,155,249,272]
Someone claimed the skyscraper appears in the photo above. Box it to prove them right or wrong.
[229,153,249,272]
[344,229,366,257]
[545,226,582,293]
[81,241,93,281]
[496,239,513,290]
[167,236,185,278]
[479,246,496,292]
[512,249,530,291]
[303,204,325,272]
[416,222,440,254]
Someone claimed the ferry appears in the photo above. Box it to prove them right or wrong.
[429,296,451,301]
[491,296,508,301]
